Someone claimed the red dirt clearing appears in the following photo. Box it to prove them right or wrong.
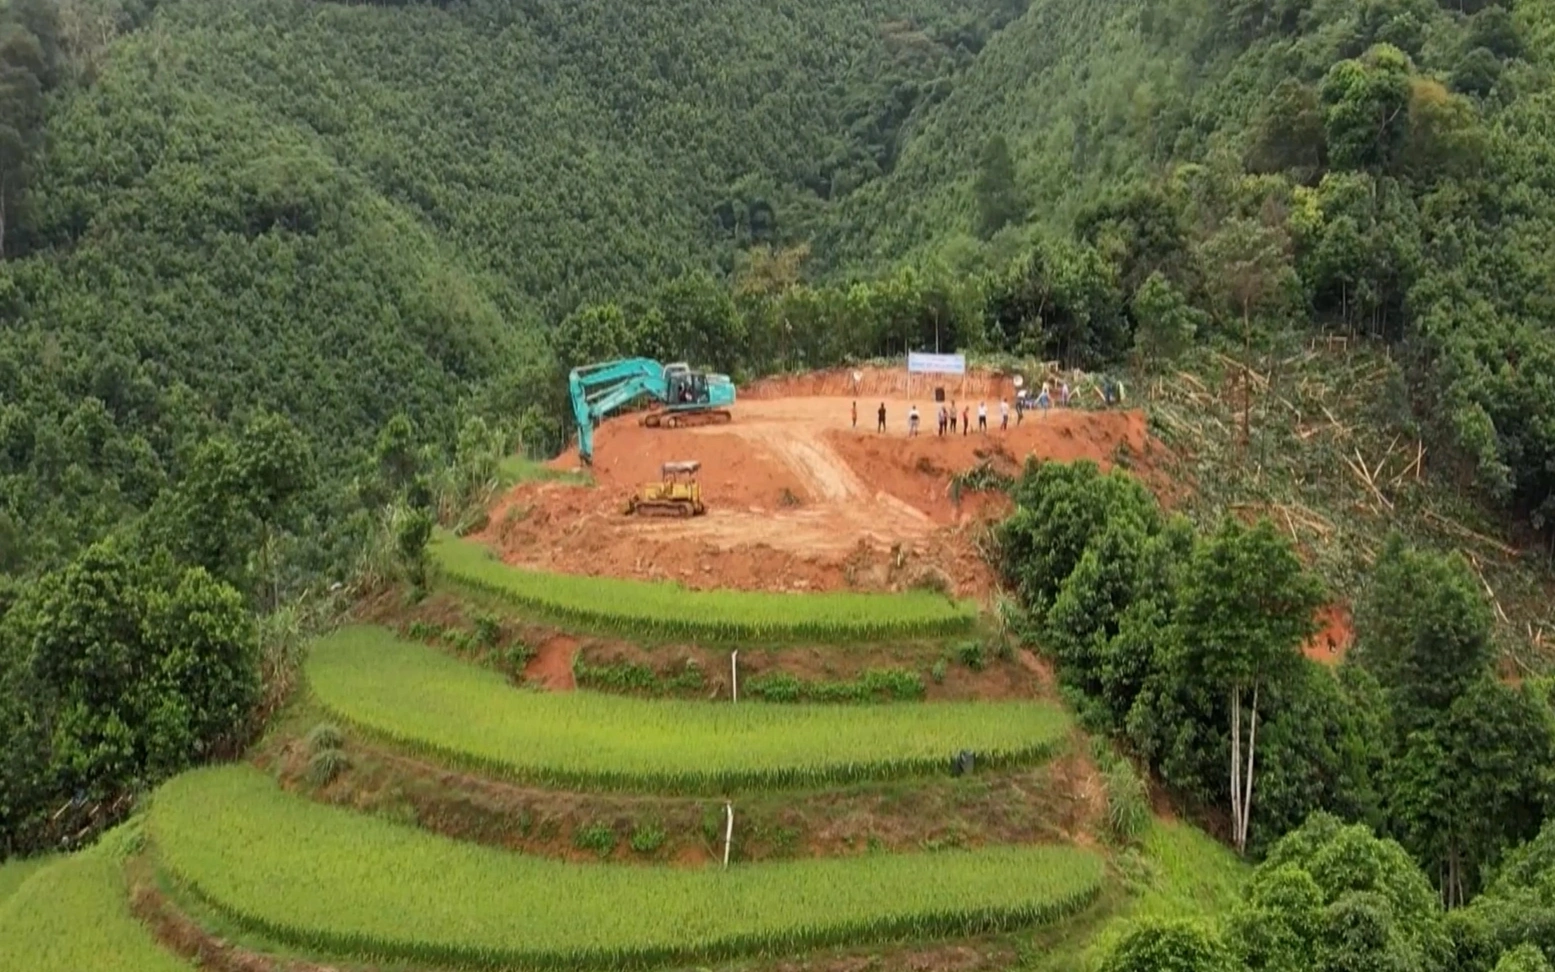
[481,368,1164,596]
[1303,603,1355,666]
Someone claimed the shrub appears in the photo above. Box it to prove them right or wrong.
[630,823,667,856]
[744,669,925,704]
[954,641,986,672]
[472,613,502,648]
[305,723,344,755]
[573,823,617,857]
[406,621,444,641]
[306,749,351,787]
[1104,760,1150,844]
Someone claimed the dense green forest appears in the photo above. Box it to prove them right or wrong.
[3,0,1554,584]
[2,0,1555,962]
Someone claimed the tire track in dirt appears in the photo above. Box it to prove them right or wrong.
[724,423,932,533]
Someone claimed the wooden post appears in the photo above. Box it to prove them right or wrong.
[723,802,734,869]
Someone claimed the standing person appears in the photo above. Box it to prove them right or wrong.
[977,401,988,434]
[999,398,1010,431]
[937,403,948,436]
[1015,394,1025,426]
[851,401,858,429]
[1037,384,1052,418]
[962,405,970,436]
[909,404,920,437]
[877,402,887,432]
[1060,380,1070,408]
[949,400,958,434]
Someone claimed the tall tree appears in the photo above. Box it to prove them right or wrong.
[1321,44,1414,172]
[1351,533,1494,729]
[1199,217,1298,446]
[1172,518,1323,853]
[973,134,1025,239]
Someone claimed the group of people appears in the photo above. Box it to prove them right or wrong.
[852,377,1102,436]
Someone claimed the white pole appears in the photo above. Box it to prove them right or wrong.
[723,801,734,870]
[731,650,739,703]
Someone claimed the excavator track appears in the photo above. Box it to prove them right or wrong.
[640,409,733,430]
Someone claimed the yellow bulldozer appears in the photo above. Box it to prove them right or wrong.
[624,461,707,518]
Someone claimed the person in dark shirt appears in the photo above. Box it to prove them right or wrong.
[876,402,887,432]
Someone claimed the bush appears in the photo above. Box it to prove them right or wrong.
[305,723,345,755]
[630,822,667,856]
[306,749,351,787]
[406,620,445,641]
[472,613,502,648]
[931,658,948,684]
[745,669,925,704]
[1104,760,1150,844]
[954,641,986,671]
[574,822,617,857]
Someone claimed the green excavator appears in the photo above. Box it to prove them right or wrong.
[567,357,736,465]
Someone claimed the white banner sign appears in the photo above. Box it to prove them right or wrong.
[906,352,967,376]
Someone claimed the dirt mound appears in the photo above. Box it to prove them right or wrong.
[488,371,1166,597]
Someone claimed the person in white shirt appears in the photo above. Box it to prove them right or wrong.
[999,398,1009,431]
[977,401,987,433]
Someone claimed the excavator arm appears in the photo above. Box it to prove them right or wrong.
[568,358,669,464]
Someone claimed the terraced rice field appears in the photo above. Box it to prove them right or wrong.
[432,533,979,640]
[152,766,1106,969]
[307,625,1071,789]
[0,840,191,972]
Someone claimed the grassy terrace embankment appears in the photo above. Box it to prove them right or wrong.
[307,626,1070,789]
[432,533,978,641]
[151,766,1105,970]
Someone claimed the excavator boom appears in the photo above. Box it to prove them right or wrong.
[568,358,736,464]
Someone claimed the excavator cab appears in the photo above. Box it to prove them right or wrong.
[624,461,707,518]
[664,363,710,406]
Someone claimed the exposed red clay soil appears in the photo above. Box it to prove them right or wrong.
[526,634,579,689]
[481,368,1165,597]
[1303,603,1355,666]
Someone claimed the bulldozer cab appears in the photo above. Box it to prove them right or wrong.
[661,460,700,481]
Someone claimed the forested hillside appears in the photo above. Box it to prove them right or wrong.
[832,0,1555,538]
[0,0,1027,581]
